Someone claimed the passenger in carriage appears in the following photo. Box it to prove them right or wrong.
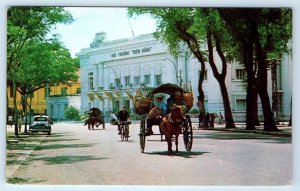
[145,94,168,136]
[168,91,186,106]
[167,91,187,114]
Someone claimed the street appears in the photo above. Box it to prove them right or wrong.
[6,121,292,186]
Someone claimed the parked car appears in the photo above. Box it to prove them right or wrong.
[29,115,53,135]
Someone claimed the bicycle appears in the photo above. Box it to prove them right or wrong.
[214,112,224,125]
[119,121,131,141]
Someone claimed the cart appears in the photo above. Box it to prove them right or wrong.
[134,83,194,153]
[85,107,105,130]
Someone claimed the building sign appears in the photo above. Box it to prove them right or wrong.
[111,47,152,58]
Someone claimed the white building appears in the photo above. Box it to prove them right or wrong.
[76,32,292,122]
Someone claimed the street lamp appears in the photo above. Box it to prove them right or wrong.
[162,57,179,85]
[104,65,120,89]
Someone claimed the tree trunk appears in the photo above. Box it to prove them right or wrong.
[24,94,28,133]
[219,81,235,128]
[12,79,19,137]
[175,22,207,116]
[197,62,206,114]
[252,90,260,126]
[241,42,258,130]
[206,29,236,128]
[252,21,278,131]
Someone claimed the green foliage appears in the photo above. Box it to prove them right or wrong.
[80,111,89,121]
[189,108,199,114]
[7,7,74,74]
[7,7,78,121]
[15,38,79,93]
[64,106,81,121]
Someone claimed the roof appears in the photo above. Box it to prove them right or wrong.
[147,83,188,98]
[33,115,49,118]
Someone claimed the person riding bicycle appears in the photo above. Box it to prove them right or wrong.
[117,105,130,135]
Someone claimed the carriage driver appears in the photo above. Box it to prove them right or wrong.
[145,94,168,136]
[117,105,130,135]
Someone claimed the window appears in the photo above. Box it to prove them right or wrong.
[88,72,94,90]
[125,76,130,86]
[236,99,246,111]
[49,104,54,116]
[44,86,51,97]
[144,75,151,84]
[113,100,120,112]
[115,78,121,88]
[134,76,140,86]
[198,70,207,80]
[61,87,67,96]
[9,87,13,97]
[236,69,246,80]
[76,88,81,94]
[155,75,162,86]
[123,100,130,110]
[64,104,68,112]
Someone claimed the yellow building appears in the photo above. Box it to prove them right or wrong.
[7,81,81,118]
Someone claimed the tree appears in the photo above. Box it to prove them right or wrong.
[7,7,73,136]
[217,8,292,131]
[128,8,236,128]
[128,8,207,116]
[15,38,79,132]
[65,106,81,121]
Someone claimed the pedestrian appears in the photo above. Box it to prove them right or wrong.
[197,96,205,129]
[8,115,13,127]
[18,115,23,132]
[205,112,210,129]
[110,112,118,125]
[209,113,215,129]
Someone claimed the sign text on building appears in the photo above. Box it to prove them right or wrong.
[111,47,152,58]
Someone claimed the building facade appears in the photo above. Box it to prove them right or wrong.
[77,32,292,122]
[45,82,81,120]
[7,81,81,121]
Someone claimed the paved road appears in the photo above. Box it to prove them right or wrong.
[7,121,292,186]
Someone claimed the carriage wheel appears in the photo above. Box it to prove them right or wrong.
[120,125,125,141]
[183,115,193,151]
[140,118,146,153]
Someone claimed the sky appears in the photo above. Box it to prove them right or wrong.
[51,7,157,57]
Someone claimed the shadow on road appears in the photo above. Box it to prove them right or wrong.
[7,142,97,151]
[144,150,210,158]
[31,155,108,165]
[34,143,97,150]
[193,131,291,144]
[7,176,44,184]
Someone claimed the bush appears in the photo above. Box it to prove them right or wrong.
[189,108,199,114]
[64,106,81,121]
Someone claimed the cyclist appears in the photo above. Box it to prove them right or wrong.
[117,105,130,135]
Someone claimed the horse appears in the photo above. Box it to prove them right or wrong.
[84,107,105,130]
[159,106,184,154]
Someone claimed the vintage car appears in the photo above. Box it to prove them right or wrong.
[29,115,53,135]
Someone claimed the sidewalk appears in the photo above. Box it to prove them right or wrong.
[190,118,292,137]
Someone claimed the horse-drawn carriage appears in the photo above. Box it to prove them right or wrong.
[84,107,105,130]
[134,83,194,154]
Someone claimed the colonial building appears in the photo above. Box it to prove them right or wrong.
[77,32,292,122]
[7,80,81,121]
[45,81,81,120]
